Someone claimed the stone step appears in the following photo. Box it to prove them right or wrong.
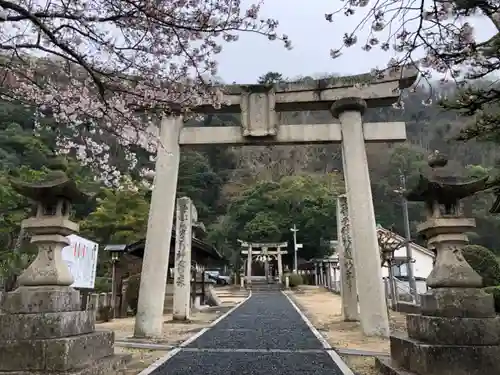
[375,357,416,375]
[0,331,114,372]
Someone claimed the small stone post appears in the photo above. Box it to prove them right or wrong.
[277,247,284,282]
[172,197,196,321]
[89,293,99,312]
[98,293,106,310]
[321,263,326,287]
[324,264,329,288]
[327,263,333,290]
[285,276,290,289]
[314,263,319,285]
[332,264,339,292]
[246,245,252,286]
[0,158,127,373]
[263,247,270,283]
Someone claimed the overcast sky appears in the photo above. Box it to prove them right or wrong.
[216,1,497,84]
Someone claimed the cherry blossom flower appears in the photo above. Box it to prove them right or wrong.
[1,0,290,184]
[325,0,500,87]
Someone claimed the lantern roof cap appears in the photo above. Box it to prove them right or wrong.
[9,155,88,204]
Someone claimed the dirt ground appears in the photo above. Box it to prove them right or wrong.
[98,286,248,374]
[289,286,407,375]
[341,355,379,375]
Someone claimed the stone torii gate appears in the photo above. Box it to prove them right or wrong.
[134,67,419,338]
[240,241,288,284]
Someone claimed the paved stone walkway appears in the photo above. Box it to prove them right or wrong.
[152,292,345,375]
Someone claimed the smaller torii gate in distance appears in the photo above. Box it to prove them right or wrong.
[240,241,288,285]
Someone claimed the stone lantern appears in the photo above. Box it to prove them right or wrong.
[0,157,128,374]
[376,153,500,375]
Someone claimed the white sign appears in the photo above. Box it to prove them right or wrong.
[61,234,99,289]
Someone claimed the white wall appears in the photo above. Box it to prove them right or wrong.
[380,245,434,279]
[330,244,434,289]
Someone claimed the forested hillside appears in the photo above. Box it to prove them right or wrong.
[1,75,500,285]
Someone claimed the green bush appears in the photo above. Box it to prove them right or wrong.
[484,286,500,313]
[283,273,303,288]
[126,274,141,315]
[462,245,500,287]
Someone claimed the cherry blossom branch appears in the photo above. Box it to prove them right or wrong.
[0,0,292,184]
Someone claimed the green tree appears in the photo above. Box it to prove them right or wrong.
[462,245,500,287]
[177,150,224,221]
[80,184,151,278]
[80,186,150,245]
[220,173,344,262]
[257,72,285,84]
[371,145,427,240]
[0,167,50,286]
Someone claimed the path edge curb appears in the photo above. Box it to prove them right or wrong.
[282,291,356,375]
[136,290,253,375]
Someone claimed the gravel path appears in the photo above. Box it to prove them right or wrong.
[152,291,345,375]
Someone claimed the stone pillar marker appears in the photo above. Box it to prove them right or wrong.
[337,194,359,321]
[246,244,252,286]
[332,98,389,337]
[172,197,196,321]
[0,157,127,374]
[135,116,183,337]
[376,153,500,375]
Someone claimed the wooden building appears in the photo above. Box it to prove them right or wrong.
[113,229,224,317]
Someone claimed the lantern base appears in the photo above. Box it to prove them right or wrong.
[376,333,500,375]
[1,286,80,314]
[0,286,129,374]
[420,287,495,318]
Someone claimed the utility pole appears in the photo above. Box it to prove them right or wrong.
[399,173,418,303]
[291,225,299,273]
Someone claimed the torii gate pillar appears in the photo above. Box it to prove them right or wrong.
[332,98,389,336]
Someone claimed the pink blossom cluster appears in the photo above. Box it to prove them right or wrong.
[1,0,290,183]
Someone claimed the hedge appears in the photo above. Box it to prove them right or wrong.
[462,245,500,287]
[282,273,303,288]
